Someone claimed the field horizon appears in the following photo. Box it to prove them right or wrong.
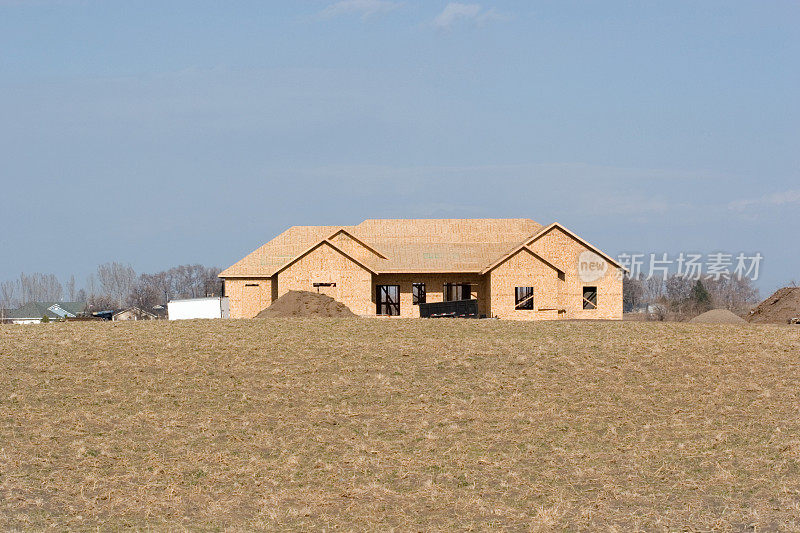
[2,318,799,530]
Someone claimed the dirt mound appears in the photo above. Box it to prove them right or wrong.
[748,287,800,324]
[689,309,747,324]
[256,291,356,318]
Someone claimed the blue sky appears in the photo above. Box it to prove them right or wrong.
[1,0,798,293]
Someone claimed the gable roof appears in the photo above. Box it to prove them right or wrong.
[529,223,624,270]
[480,223,624,274]
[272,239,379,276]
[220,218,619,277]
[219,225,344,278]
[6,301,87,320]
[327,228,388,259]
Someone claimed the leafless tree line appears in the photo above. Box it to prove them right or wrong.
[0,263,221,313]
[1,273,64,310]
[111,264,222,311]
[87,263,222,311]
[623,273,760,318]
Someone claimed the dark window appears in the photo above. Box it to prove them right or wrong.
[412,283,426,305]
[443,283,471,302]
[515,287,534,310]
[583,286,597,310]
[376,285,400,316]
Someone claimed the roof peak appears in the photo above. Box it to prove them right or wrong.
[221,218,548,278]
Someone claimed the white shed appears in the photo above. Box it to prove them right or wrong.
[167,297,230,320]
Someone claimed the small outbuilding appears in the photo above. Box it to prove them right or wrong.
[167,297,230,320]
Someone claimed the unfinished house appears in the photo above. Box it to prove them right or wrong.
[219,219,624,320]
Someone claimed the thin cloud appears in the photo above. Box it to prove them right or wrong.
[728,190,800,210]
[319,0,401,20]
[433,3,507,29]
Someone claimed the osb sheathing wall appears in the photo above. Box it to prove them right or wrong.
[528,226,623,320]
[225,278,274,319]
[372,274,486,318]
[277,242,373,316]
[488,249,563,320]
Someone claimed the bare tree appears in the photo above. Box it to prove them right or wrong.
[204,267,222,296]
[95,262,137,308]
[127,274,162,309]
[648,303,668,321]
[66,275,77,301]
[86,273,98,300]
[664,275,693,310]
[0,273,63,308]
[623,274,644,313]
[164,265,222,300]
[643,276,664,304]
[131,271,173,306]
[172,264,210,299]
[0,280,18,323]
[703,276,760,314]
[87,293,119,313]
[17,273,63,304]
[1,280,18,309]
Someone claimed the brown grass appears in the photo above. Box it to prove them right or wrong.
[1,319,799,530]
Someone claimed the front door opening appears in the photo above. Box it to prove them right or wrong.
[376,285,400,316]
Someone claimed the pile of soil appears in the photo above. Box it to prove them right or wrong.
[256,290,356,318]
[689,309,747,324]
[747,287,800,324]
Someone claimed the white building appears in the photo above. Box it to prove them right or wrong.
[167,297,230,320]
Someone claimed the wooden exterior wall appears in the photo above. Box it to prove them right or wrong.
[487,249,563,320]
[225,278,274,319]
[276,242,373,316]
[528,226,623,320]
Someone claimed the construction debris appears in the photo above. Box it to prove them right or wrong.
[256,291,356,318]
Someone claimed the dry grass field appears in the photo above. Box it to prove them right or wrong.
[1,319,799,531]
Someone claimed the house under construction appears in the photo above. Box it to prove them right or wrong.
[219,218,624,320]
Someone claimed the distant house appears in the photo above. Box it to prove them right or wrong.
[4,302,88,324]
[112,307,158,321]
